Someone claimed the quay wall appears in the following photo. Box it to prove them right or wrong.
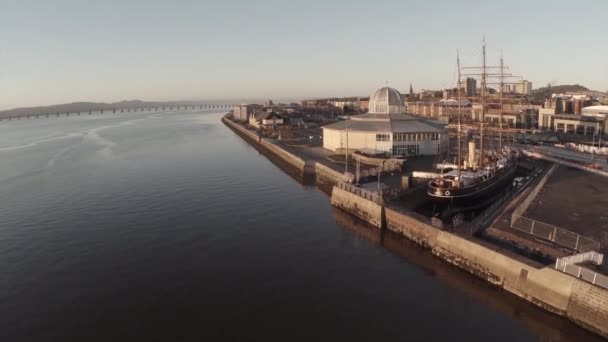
[385,208,439,248]
[330,186,383,228]
[567,281,608,335]
[384,207,608,337]
[222,117,306,172]
[315,163,343,185]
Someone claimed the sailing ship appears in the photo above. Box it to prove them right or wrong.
[427,41,519,206]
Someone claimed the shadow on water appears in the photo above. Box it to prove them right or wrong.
[330,207,605,342]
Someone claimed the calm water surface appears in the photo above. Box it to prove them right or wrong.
[0,110,602,341]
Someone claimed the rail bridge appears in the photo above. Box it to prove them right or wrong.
[0,104,234,121]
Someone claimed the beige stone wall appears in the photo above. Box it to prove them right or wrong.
[330,186,383,228]
[315,163,342,184]
[567,281,608,336]
[385,208,439,248]
[223,117,306,171]
[385,207,608,337]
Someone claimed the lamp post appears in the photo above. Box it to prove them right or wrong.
[377,160,385,191]
[344,105,349,178]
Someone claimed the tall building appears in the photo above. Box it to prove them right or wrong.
[465,77,476,97]
[516,80,533,95]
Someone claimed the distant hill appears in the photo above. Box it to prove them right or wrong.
[0,100,233,119]
[532,84,589,98]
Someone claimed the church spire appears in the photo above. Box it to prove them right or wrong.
[409,82,414,98]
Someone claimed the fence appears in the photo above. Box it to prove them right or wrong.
[511,215,601,253]
[555,251,604,268]
[555,252,608,289]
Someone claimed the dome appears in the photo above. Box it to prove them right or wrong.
[368,87,405,114]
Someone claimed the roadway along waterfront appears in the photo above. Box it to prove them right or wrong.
[0,110,603,341]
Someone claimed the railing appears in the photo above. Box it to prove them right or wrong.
[337,182,383,204]
[555,252,608,289]
[511,215,601,253]
[555,251,604,269]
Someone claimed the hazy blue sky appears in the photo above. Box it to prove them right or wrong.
[1,0,606,109]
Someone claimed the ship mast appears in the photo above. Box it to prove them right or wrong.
[479,38,486,169]
[456,50,462,183]
[499,50,504,151]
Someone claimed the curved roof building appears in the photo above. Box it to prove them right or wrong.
[582,105,608,118]
[368,86,406,114]
[322,87,446,156]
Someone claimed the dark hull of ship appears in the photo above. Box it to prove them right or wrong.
[427,165,517,206]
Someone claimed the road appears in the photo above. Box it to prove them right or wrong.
[527,145,608,169]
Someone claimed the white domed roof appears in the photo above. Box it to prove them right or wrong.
[368,87,405,114]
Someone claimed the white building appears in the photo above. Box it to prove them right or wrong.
[233,104,261,122]
[249,112,283,129]
[582,105,608,118]
[322,87,446,157]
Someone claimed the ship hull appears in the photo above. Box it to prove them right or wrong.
[427,165,517,206]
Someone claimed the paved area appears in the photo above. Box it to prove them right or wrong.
[526,165,608,257]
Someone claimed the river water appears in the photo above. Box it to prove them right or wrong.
[0,110,602,341]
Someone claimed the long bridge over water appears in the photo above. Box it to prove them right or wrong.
[0,104,233,121]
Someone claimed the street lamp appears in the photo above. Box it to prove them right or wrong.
[344,105,349,179]
[377,160,385,191]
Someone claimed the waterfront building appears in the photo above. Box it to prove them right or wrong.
[249,111,283,128]
[406,99,472,122]
[359,97,370,112]
[233,104,261,122]
[322,87,445,156]
[539,106,606,135]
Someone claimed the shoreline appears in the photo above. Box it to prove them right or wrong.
[222,114,608,338]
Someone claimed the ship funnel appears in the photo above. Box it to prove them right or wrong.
[468,141,476,169]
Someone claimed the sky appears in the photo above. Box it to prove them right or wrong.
[0,0,606,109]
